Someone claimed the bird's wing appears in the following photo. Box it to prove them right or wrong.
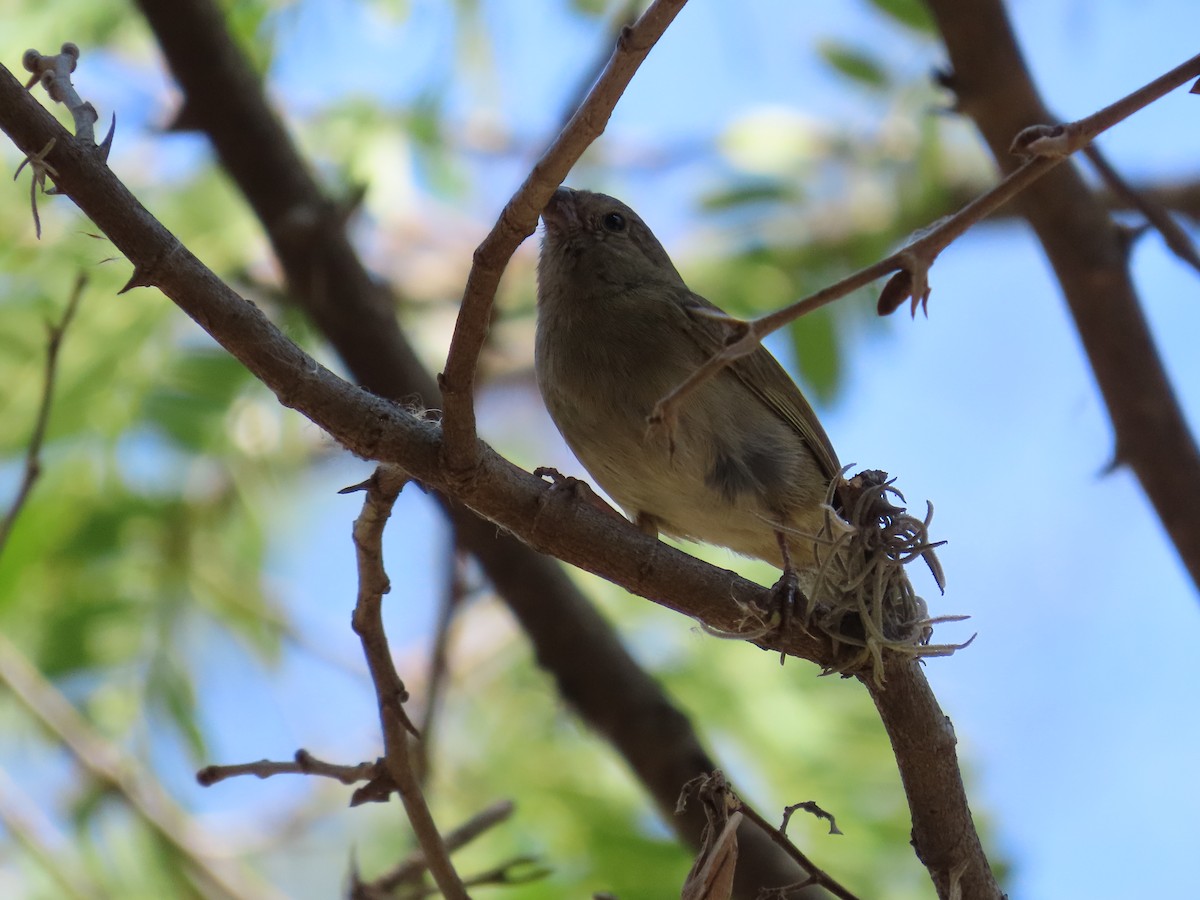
[680,292,842,481]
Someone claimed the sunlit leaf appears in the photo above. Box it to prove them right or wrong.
[818,40,890,89]
[864,0,936,34]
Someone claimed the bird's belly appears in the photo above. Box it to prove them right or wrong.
[567,421,816,568]
[540,357,828,570]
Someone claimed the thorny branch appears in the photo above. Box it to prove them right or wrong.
[12,12,830,890]
[925,2,1200,609]
[0,44,1006,898]
[346,465,468,900]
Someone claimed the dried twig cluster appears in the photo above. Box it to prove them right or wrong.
[807,470,972,683]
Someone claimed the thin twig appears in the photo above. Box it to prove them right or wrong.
[1084,144,1200,274]
[733,800,861,900]
[438,0,689,473]
[650,49,1200,431]
[387,855,549,900]
[0,273,85,558]
[1010,50,1200,157]
[197,750,382,788]
[364,799,516,894]
[349,465,468,900]
[414,537,468,786]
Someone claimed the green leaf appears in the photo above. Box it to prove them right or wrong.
[864,0,936,34]
[148,653,207,761]
[699,180,800,212]
[818,41,890,89]
[788,307,840,403]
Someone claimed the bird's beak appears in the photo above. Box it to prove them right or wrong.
[541,186,579,233]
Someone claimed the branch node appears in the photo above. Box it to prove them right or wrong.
[1010,122,1073,159]
[24,43,101,145]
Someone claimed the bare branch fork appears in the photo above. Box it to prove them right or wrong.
[678,771,862,900]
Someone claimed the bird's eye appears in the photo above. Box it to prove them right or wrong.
[601,212,626,232]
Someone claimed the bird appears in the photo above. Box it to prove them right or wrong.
[534,186,841,577]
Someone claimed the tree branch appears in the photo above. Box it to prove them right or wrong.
[348,466,468,900]
[924,0,1200,597]
[196,750,382,788]
[1083,145,1200,275]
[0,273,84,557]
[361,799,515,896]
[650,49,1200,434]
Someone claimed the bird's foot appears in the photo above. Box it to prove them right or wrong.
[533,467,625,521]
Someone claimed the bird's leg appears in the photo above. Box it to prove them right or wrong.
[635,511,663,539]
[770,530,800,646]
